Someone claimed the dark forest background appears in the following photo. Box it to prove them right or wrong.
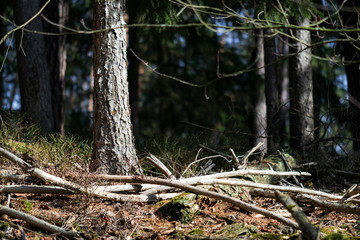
[0,0,359,161]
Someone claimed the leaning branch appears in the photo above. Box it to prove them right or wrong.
[0,205,81,239]
[0,147,159,202]
[276,191,318,240]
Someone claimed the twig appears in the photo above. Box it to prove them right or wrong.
[181,154,229,177]
[278,150,303,187]
[0,205,81,239]
[0,0,51,45]
[198,144,233,159]
[242,141,264,167]
[145,154,176,179]
[229,148,241,169]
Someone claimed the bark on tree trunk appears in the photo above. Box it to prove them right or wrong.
[277,35,289,147]
[250,30,267,154]
[91,0,141,175]
[341,0,360,151]
[264,29,280,151]
[42,0,69,135]
[14,0,54,134]
[289,18,314,150]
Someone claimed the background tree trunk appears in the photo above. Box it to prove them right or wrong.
[277,35,289,147]
[250,30,267,154]
[42,0,69,135]
[289,18,314,150]
[14,0,54,134]
[341,0,360,151]
[0,1,5,110]
[264,29,280,151]
[128,14,140,140]
[91,0,141,175]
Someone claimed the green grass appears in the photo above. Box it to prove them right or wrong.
[0,111,92,174]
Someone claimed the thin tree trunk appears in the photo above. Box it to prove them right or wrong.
[14,0,54,134]
[289,18,314,150]
[341,0,360,151]
[277,35,289,147]
[264,29,280,151]
[250,30,267,154]
[0,0,6,109]
[128,16,140,140]
[42,0,69,135]
[91,0,141,175]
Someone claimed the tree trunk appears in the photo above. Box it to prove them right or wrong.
[250,30,267,154]
[128,14,140,140]
[277,35,289,147]
[264,29,280,151]
[0,1,5,110]
[91,0,141,175]
[289,18,314,150]
[341,0,360,151]
[14,0,54,134]
[42,0,69,135]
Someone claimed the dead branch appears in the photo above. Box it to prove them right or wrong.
[0,147,160,202]
[250,189,360,215]
[145,154,176,179]
[96,169,311,194]
[0,205,81,239]
[278,150,302,187]
[242,141,264,167]
[204,179,341,199]
[0,185,73,194]
[85,177,341,200]
[0,173,34,182]
[331,169,360,179]
[276,191,318,240]
[199,144,233,159]
[107,175,299,228]
[138,178,340,198]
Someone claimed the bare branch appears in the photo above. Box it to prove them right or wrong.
[0,205,81,239]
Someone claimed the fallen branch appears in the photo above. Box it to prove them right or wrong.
[110,175,299,229]
[331,169,360,179]
[276,191,318,240]
[0,173,34,182]
[96,169,311,194]
[0,147,159,202]
[0,185,73,194]
[140,178,340,198]
[250,189,360,215]
[0,205,81,239]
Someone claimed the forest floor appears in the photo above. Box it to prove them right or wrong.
[0,115,359,239]
[1,168,359,240]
